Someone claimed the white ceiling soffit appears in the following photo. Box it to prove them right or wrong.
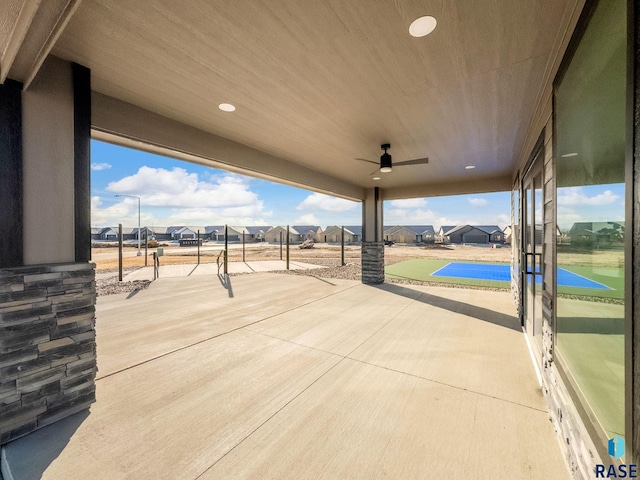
[11,0,584,199]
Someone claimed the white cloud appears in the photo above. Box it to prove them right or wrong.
[557,187,619,207]
[296,193,358,212]
[389,198,428,209]
[295,213,320,225]
[468,198,488,207]
[91,196,136,226]
[496,214,511,228]
[91,163,112,171]
[106,167,263,209]
[93,167,272,226]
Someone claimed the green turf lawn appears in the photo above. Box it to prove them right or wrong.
[384,259,511,289]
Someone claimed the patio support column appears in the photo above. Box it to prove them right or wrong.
[0,79,23,268]
[0,56,96,445]
[361,187,384,284]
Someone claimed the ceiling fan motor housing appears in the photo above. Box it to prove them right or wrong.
[380,143,392,172]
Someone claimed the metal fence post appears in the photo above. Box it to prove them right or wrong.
[341,225,345,266]
[197,229,200,265]
[118,223,123,281]
[286,225,290,270]
[224,225,228,275]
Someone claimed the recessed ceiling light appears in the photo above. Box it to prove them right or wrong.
[465,165,475,170]
[373,176,381,181]
[409,16,437,37]
[218,103,236,112]
[561,152,578,157]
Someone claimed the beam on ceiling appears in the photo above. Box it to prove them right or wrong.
[382,175,513,200]
[91,92,365,202]
[1,0,81,88]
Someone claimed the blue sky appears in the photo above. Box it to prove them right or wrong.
[91,140,624,231]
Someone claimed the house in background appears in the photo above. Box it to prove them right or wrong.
[321,226,361,243]
[476,225,504,243]
[569,221,625,246]
[264,226,298,244]
[436,226,456,243]
[503,225,513,244]
[441,225,504,244]
[204,226,224,241]
[292,226,322,242]
[246,226,269,242]
[170,226,199,240]
[383,225,436,244]
[264,226,322,243]
[92,227,118,241]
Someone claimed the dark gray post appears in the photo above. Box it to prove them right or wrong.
[72,63,91,263]
[197,229,200,265]
[242,231,245,262]
[341,226,345,266]
[286,225,290,270]
[224,225,228,275]
[144,232,148,266]
[0,79,24,268]
[280,231,283,260]
[118,223,123,281]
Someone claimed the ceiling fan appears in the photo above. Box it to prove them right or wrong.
[355,143,429,174]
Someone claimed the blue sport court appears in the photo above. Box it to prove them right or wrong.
[431,262,613,290]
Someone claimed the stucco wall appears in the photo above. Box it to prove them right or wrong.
[22,57,75,265]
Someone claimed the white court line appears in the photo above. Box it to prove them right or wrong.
[429,261,453,277]
[558,267,615,290]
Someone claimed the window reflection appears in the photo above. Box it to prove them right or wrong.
[554,0,626,443]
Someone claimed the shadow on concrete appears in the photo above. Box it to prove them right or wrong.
[307,276,337,286]
[217,274,234,298]
[126,289,142,300]
[1,409,89,479]
[187,264,199,276]
[377,283,520,332]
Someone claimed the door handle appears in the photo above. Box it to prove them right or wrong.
[524,252,543,275]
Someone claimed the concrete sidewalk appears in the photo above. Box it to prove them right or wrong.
[123,260,325,280]
[1,273,569,479]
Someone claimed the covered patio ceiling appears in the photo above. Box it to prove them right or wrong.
[1,0,583,200]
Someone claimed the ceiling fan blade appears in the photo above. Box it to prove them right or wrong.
[369,167,381,175]
[354,157,379,165]
[394,157,429,166]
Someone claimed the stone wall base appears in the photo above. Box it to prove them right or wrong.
[362,241,384,284]
[0,262,96,444]
[542,361,603,480]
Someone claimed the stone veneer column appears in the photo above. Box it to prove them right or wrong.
[361,241,385,284]
[361,187,384,284]
[0,262,96,444]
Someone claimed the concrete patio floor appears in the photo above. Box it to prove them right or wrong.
[1,273,569,479]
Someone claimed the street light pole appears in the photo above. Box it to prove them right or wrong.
[115,194,142,256]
